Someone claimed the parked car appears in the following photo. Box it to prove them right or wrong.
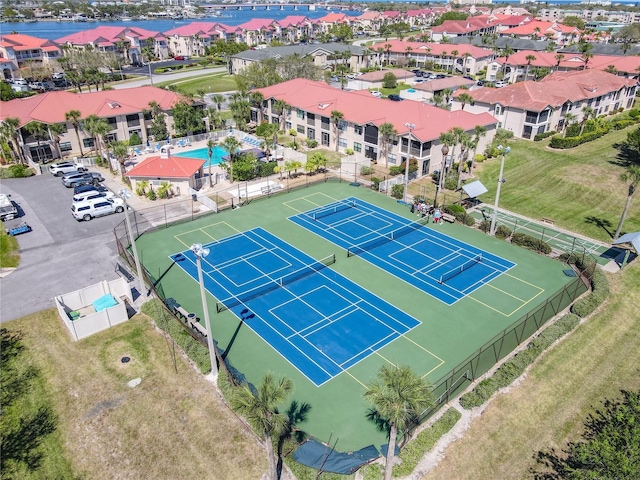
[494,80,507,88]
[388,94,403,101]
[371,90,382,98]
[50,161,86,176]
[72,190,114,203]
[62,172,104,188]
[29,82,46,91]
[71,198,124,221]
[173,55,185,61]
[73,184,108,195]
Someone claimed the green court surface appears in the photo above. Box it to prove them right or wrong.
[135,182,576,452]
[469,207,622,265]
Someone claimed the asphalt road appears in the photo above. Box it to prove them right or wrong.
[0,173,125,323]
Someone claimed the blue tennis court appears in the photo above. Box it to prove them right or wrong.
[289,197,516,305]
[169,228,420,386]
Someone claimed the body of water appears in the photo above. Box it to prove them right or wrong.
[174,146,227,167]
[3,7,360,40]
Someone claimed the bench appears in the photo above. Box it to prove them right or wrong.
[441,213,456,223]
[541,217,555,226]
[189,318,208,338]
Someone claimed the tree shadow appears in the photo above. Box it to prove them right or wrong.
[584,215,614,239]
[221,309,253,361]
[609,141,640,168]
[366,407,390,436]
[276,400,312,479]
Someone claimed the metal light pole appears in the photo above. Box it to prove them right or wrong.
[489,145,510,236]
[191,243,218,380]
[404,122,415,203]
[119,189,145,297]
[434,144,448,207]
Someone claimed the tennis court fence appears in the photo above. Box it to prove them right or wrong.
[412,264,592,431]
[215,253,337,313]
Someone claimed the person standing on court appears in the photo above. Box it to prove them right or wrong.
[433,208,442,224]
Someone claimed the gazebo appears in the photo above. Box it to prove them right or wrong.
[611,232,640,268]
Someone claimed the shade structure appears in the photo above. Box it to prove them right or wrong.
[462,180,488,198]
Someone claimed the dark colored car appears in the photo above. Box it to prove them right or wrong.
[173,55,185,60]
[388,94,403,101]
[62,172,104,188]
[73,184,108,195]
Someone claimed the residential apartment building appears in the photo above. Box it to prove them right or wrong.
[256,79,497,175]
[230,44,372,75]
[0,33,62,80]
[452,69,637,140]
[55,26,169,64]
[369,40,494,76]
[0,87,183,162]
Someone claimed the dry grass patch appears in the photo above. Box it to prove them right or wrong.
[5,310,266,480]
[422,263,640,480]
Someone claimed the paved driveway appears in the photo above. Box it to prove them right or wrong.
[0,173,125,323]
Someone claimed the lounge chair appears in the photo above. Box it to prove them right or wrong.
[133,148,142,156]
[185,138,192,147]
[176,140,185,148]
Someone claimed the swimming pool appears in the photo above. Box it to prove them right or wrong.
[174,146,227,167]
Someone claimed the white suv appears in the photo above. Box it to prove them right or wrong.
[72,190,114,203]
[71,198,124,221]
[50,161,86,176]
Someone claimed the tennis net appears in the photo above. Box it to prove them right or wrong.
[347,216,430,257]
[313,200,356,220]
[215,254,336,313]
[439,254,483,284]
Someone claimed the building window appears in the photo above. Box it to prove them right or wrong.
[60,141,72,152]
[338,137,347,148]
[388,153,397,164]
[307,128,315,140]
[83,138,95,148]
[297,125,305,134]
[338,120,347,131]
[285,121,292,130]
[321,116,330,130]
[354,125,363,135]
[105,133,117,143]
[296,109,305,119]
[126,114,140,127]
[353,142,362,153]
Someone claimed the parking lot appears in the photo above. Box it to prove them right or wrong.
[1,171,125,323]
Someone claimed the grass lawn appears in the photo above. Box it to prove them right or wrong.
[3,310,265,479]
[0,225,19,268]
[379,82,412,96]
[156,73,237,95]
[423,261,640,480]
[411,127,640,243]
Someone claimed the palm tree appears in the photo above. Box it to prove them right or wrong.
[272,99,289,131]
[65,110,84,157]
[563,112,577,137]
[431,93,446,109]
[613,165,640,240]
[211,94,225,112]
[442,88,453,107]
[110,140,129,180]
[24,121,48,163]
[221,135,242,182]
[438,130,456,191]
[231,373,293,480]
[501,45,515,80]
[207,138,217,187]
[378,122,397,168]
[525,54,536,80]
[470,125,487,171]
[48,123,66,160]
[364,364,433,480]
[330,110,344,152]
[555,53,565,71]
[249,91,265,124]
[457,92,474,111]
[1,117,25,164]
[579,106,595,136]
[450,49,459,74]
[456,132,474,190]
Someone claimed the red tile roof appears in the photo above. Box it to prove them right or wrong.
[0,33,59,52]
[317,13,350,23]
[257,79,497,142]
[163,22,220,37]
[0,86,182,127]
[125,154,205,179]
[495,50,586,69]
[357,11,381,20]
[238,18,277,31]
[431,17,490,34]
[500,20,580,37]
[277,16,310,28]
[466,69,635,111]
[589,55,640,75]
[55,26,164,45]
[369,40,493,58]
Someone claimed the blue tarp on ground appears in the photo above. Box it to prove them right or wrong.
[293,439,379,474]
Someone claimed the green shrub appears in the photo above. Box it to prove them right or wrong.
[129,132,142,146]
[307,139,318,148]
[474,153,486,163]
[7,164,34,177]
[485,146,499,158]
[389,165,404,176]
[479,219,490,232]
[146,189,157,201]
[549,128,609,149]
[392,408,462,476]
[361,166,375,175]
[444,204,465,216]
[629,108,640,119]
[372,176,382,190]
[444,172,458,190]
[495,224,512,240]
[141,299,210,373]
[345,148,354,155]
[511,232,552,254]
[612,119,635,130]
[572,271,608,317]
[534,130,557,141]
[462,214,476,226]
[391,184,404,199]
